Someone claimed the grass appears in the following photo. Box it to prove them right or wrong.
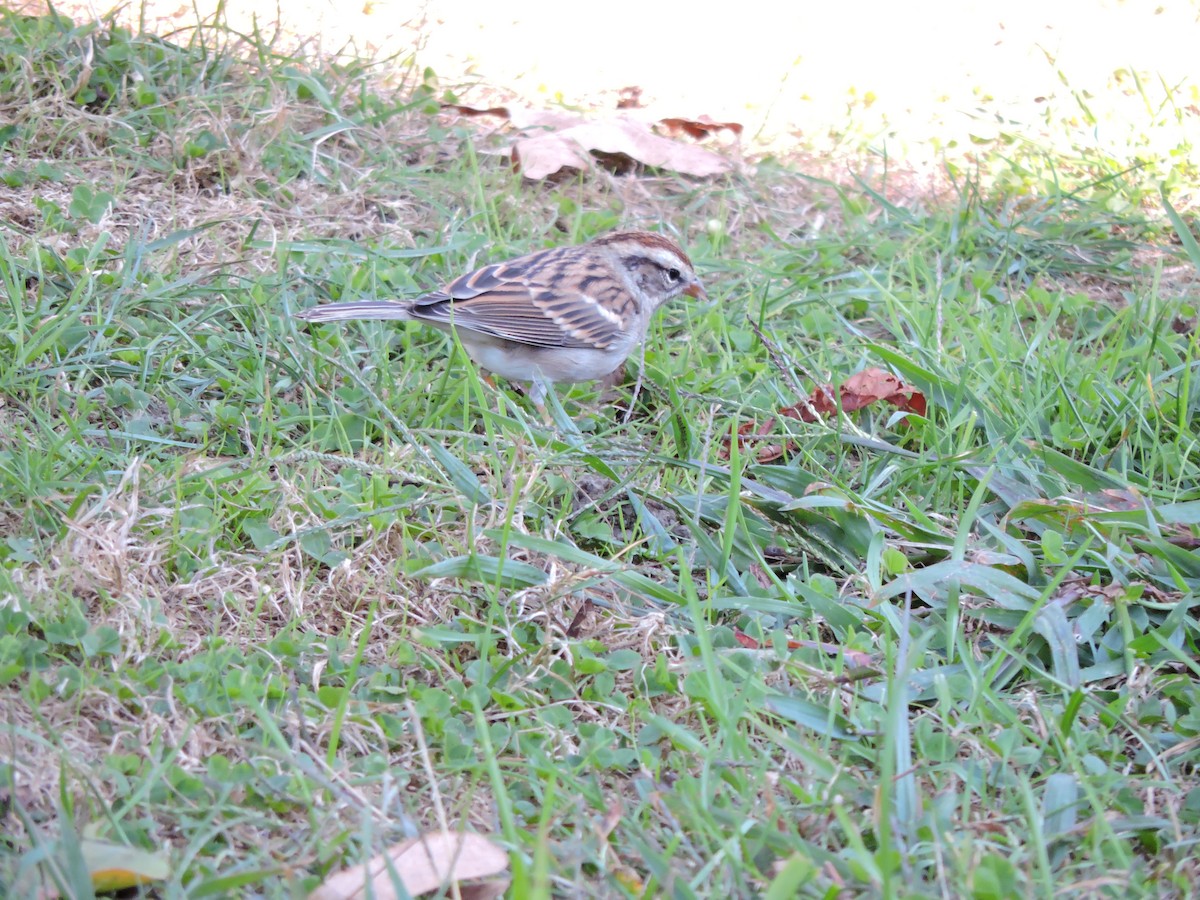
[1,5,1199,899]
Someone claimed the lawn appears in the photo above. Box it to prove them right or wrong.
[1,5,1199,899]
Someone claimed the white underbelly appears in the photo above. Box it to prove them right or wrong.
[467,343,627,384]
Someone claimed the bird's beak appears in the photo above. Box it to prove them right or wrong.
[684,282,707,301]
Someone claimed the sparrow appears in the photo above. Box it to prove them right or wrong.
[294,231,705,405]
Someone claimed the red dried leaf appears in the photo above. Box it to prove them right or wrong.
[724,418,795,463]
[442,103,511,119]
[723,368,925,464]
[781,368,926,422]
[754,443,789,463]
[779,386,837,423]
[659,116,744,139]
[842,368,927,415]
[740,419,776,438]
[616,86,643,109]
[733,629,762,649]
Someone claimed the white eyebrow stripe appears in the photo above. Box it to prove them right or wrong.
[577,293,625,327]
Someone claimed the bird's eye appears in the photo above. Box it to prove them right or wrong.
[666,268,681,282]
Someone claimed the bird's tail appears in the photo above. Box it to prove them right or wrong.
[294,301,413,323]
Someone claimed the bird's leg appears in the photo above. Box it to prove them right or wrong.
[527,375,548,407]
[623,349,646,424]
[528,373,554,424]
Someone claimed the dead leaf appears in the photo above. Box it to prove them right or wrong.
[1165,524,1200,549]
[780,368,927,422]
[19,838,171,899]
[440,105,732,179]
[441,103,510,120]
[85,841,171,894]
[724,369,925,463]
[513,118,732,180]
[616,86,643,109]
[310,831,510,900]
[441,104,584,132]
[1051,574,1180,609]
[733,628,762,649]
[748,562,774,589]
[659,115,744,140]
[613,867,646,893]
[511,132,590,179]
[733,418,790,463]
[565,598,594,637]
[508,108,587,131]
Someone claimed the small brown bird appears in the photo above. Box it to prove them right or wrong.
[294,231,705,404]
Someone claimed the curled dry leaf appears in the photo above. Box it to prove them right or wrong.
[310,831,510,900]
[733,417,790,464]
[513,118,733,180]
[658,115,744,140]
[14,838,171,899]
[727,368,927,463]
[32,839,171,899]
[616,86,643,109]
[508,108,588,132]
[441,103,584,132]
[511,131,590,179]
[440,104,734,179]
[780,368,927,422]
[441,103,511,119]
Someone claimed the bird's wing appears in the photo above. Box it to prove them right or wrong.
[407,247,628,350]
